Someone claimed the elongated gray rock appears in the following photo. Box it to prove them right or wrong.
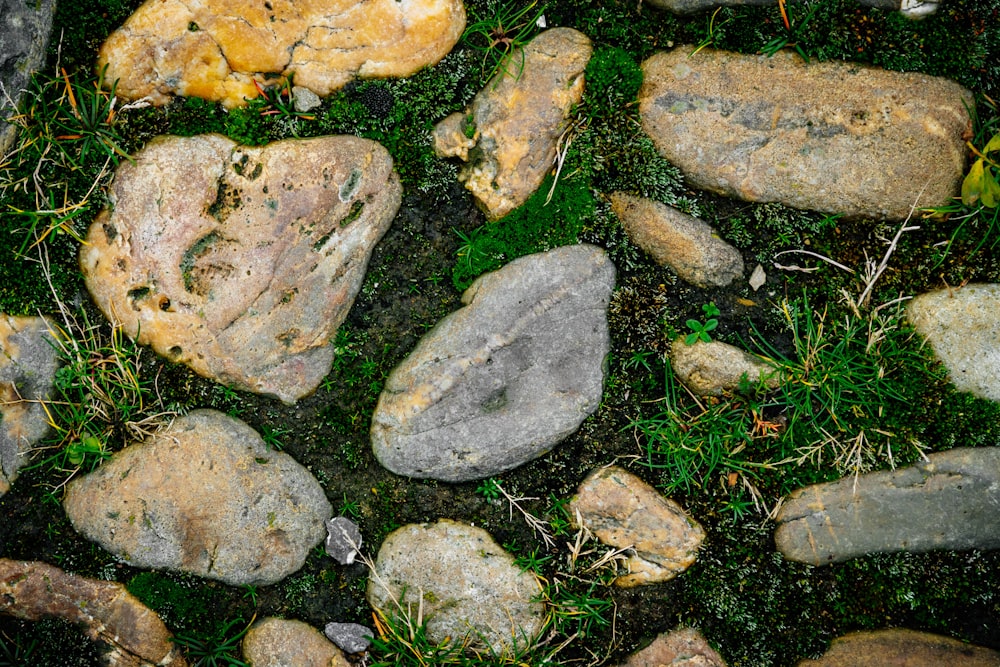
[0,0,55,156]
[371,245,614,482]
[798,629,1000,667]
[367,520,545,653]
[63,410,331,586]
[0,315,60,496]
[907,283,1000,403]
[80,134,400,404]
[639,47,972,220]
[774,447,1000,565]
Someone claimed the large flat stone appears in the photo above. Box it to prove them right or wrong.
[80,134,400,404]
[798,628,1000,667]
[774,447,1000,565]
[98,0,465,107]
[0,0,55,156]
[639,47,972,220]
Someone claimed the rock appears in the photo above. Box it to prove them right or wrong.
[63,409,331,586]
[774,447,1000,565]
[644,0,937,18]
[609,192,744,288]
[293,86,322,113]
[569,467,705,587]
[324,622,374,654]
[0,559,188,667]
[670,339,781,396]
[325,516,362,565]
[0,315,60,496]
[243,617,350,667]
[371,245,614,482]
[616,627,727,667]
[0,0,55,156]
[80,134,401,404]
[749,264,766,291]
[907,283,1000,402]
[797,628,1000,667]
[97,0,465,108]
[433,28,591,220]
[639,47,972,220]
[366,520,545,653]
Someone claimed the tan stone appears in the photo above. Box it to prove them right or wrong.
[80,134,400,404]
[569,466,705,587]
[617,628,726,667]
[98,0,465,108]
[243,618,350,667]
[434,28,591,220]
[670,339,781,396]
[0,559,188,667]
[609,192,744,287]
[798,628,1000,666]
[639,47,973,220]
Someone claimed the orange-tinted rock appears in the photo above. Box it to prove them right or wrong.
[798,629,1000,667]
[617,627,727,667]
[242,618,350,667]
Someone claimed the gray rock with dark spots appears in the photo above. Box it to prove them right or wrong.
[798,628,1000,667]
[0,0,56,156]
[63,409,331,585]
[907,283,1000,403]
[324,622,373,654]
[80,134,401,404]
[639,47,972,220]
[371,245,614,482]
[0,315,60,496]
[774,447,1000,565]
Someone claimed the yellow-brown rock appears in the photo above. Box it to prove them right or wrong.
[798,628,1000,667]
[243,618,351,667]
[569,466,705,587]
[98,0,466,108]
[434,28,591,220]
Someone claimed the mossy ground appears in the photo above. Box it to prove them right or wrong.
[2,0,1000,664]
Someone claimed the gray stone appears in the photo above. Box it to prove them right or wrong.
[243,618,350,667]
[670,339,781,397]
[0,315,60,496]
[569,467,705,587]
[324,622,373,654]
[371,245,614,482]
[616,627,727,667]
[0,559,188,667]
[907,283,1000,402]
[366,520,545,653]
[63,409,332,585]
[644,0,937,18]
[292,85,322,113]
[0,0,55,157]
[609,192,743,288]
[80,134,401,404]
[797,628,1000,667]
[433,28,591,220]
[325,516,362,565]
[774,447,1000,565]
[639,47,972,220]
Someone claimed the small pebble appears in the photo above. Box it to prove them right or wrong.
[324,622,374,654]
[325,516,362,565]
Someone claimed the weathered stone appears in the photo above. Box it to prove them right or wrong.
[325,516,362,565]
[324,622,373,654]
[367,520,545,653]
[798,628,1000,667]
[569,467,705,587]
[63,409,331,585]
[243,618,350,667]
[671,339,781,397]
[775,447,1000,565]
[609,192,743,288]
[0,315,60,496]
[371,245,614,482]
[907,283,1000,402]
[0,0,55,156]
[617,628,727,667]
[98,0,465,108]
[0,559,188,667]
[644,0,937,19]
[433,28,591,220]
[639,47,972,220]
[80,134,400,404]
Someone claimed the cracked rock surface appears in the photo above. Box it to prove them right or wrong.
[371,244,614,482]
[639,47,972,220]
[433,28,591,220]
[63,409,332,586]
[98,0,466,107]
[569,466,705,587]
[0,558,188,667]
[774,447,1000,565]
[80,134,400,404]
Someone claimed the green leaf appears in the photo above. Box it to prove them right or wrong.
[685,332,700,345]
[686,318,702,331]
[703,319,719,332]
[962,159,985,206]
[983,167,1000,209]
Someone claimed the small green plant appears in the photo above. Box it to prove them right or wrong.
[475,477,502,501]
[0,630,38,666]
[545,579,614,638]
[760,0,820,61]
[684,303,720,344]
[962,132,1000,208]
[252,76,317,122]
[260,424,287,451]
[462,0,545,85]
[338,492,362,518]
[172,617,251,667]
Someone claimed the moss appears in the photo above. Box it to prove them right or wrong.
[584,47,643,118]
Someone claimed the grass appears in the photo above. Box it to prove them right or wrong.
[461,0,546,86]
[172,617,251,667]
